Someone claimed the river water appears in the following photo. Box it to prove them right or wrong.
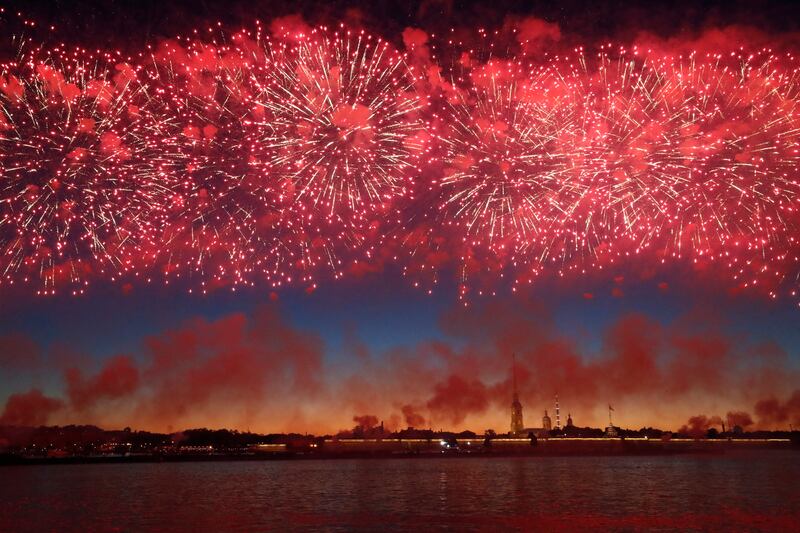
[1,450,798,531]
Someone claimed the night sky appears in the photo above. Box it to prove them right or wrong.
[1,0,799,435]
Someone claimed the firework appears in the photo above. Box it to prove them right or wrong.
[0,45,157,293]
[0,25,799,300]
[250,28,426,221]
[581,50,800,247]
[575,49,800,296]
[433,58,598,251]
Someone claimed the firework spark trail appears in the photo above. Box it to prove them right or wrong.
[122,27,427,292]
[577,49,800,298]
[131,34,295,290]
[0,25,799,300]
[251,28,426,221]
[437,69,575,243]
[401,45,800,298]
[587,50,800,249]
[0,42,163,294]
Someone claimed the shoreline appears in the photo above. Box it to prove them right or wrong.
[2,438,796,465]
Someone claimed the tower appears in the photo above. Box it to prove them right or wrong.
[542,410,552,431]
[605,404,618,437]
[555,394,561,430]
[510,354,524,435]
[566,413,573,428]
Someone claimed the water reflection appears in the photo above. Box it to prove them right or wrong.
[1,451,799,532]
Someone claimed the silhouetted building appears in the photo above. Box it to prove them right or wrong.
[511,397,524,435]
[566,413,574,428]
[605,404,618,437]
[510,354,524,435]
[542,410,552,432]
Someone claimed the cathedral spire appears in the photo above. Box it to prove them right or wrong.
[512,352,518,398]
[510,353,524,435]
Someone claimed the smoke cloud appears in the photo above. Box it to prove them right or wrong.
[352,415,379,430]
[0,389,63,426]
[401,404,427,428]
[754,390,800,428]
[678,415,724,437]
[65,355,140,411]
[426,375,490,426]
[0,299,798,433]
[137,306,324,428]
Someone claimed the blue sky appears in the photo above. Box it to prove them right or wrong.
[2,272,797,369]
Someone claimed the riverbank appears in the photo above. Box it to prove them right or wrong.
[1,437,795,465]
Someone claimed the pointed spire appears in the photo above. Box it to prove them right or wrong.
[512,352,518,396]
[510,353,525,434]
